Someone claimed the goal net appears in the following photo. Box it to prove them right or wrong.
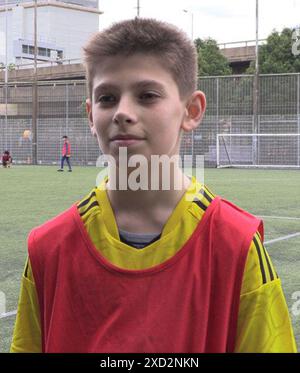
[216,133,300,168]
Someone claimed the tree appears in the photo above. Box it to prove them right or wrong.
[0,62,15,70]
[247,28,300,74]
[245,28,300,115]
[195,38,232,76]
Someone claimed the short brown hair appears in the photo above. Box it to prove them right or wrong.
[82,18,197,100]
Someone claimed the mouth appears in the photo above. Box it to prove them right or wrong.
[109,134,145,146]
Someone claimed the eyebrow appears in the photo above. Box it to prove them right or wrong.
[93,80,166,98]
[132,80,166,91]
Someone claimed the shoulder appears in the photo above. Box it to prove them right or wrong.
[217,198,258,222]
[28,205,78,250]
[214,198,264,242]
[188,185,262,238]
[27,204,79,281]
[29,187,99,245]
[191,186,262,232]
[242,232,278,294]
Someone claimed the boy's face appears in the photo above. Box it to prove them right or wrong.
[86,54,205,162]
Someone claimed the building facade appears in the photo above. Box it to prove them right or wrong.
[0,0,101,67]
[0,0,99,8]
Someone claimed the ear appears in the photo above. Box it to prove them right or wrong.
[86,98,97,137]
[181,91,206,133]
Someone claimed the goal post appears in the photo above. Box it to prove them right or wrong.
[216,133,300,169]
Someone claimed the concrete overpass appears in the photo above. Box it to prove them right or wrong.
[0,58,85,82]
[0,39,266,81]
[219,39,265,73]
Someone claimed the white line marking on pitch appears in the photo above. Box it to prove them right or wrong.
[258,215,300,221]
[265,232,300,245]
[0,310,17,319]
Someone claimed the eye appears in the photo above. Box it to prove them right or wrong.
[97,95,116,105]
[139,91,160,102]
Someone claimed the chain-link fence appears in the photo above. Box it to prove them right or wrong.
[0,81,99,165]
[0,73,300,167]
[197,73,300,166]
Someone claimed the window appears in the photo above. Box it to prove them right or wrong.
[21,43,63,60]
[38,47,47,56]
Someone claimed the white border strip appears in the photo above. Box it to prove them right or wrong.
[265,232,300,245]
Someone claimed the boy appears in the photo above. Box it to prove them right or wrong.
[57,135,72,172]
[11,18,296,353]
[2,150,12,168]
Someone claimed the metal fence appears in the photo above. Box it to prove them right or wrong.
[0,73,300,167]
[197,73,300,166]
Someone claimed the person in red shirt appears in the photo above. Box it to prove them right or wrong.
[2,150,12,168]
[57,135,72,172]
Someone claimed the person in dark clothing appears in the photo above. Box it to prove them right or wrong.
[2,150,12,168]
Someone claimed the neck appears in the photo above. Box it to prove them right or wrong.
[106,165,191,234]
[106,165,190,210]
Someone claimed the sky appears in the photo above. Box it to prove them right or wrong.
[98,0,300,44]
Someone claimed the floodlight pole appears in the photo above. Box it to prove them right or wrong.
[137,0,140,17]
[253,0,259,165]
[191,12,194,41]
[183,9,194,41]
[32,0,38,164]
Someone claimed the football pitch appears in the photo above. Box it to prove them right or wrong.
[0,166,299,352]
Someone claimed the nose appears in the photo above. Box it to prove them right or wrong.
[112,96,138,125]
